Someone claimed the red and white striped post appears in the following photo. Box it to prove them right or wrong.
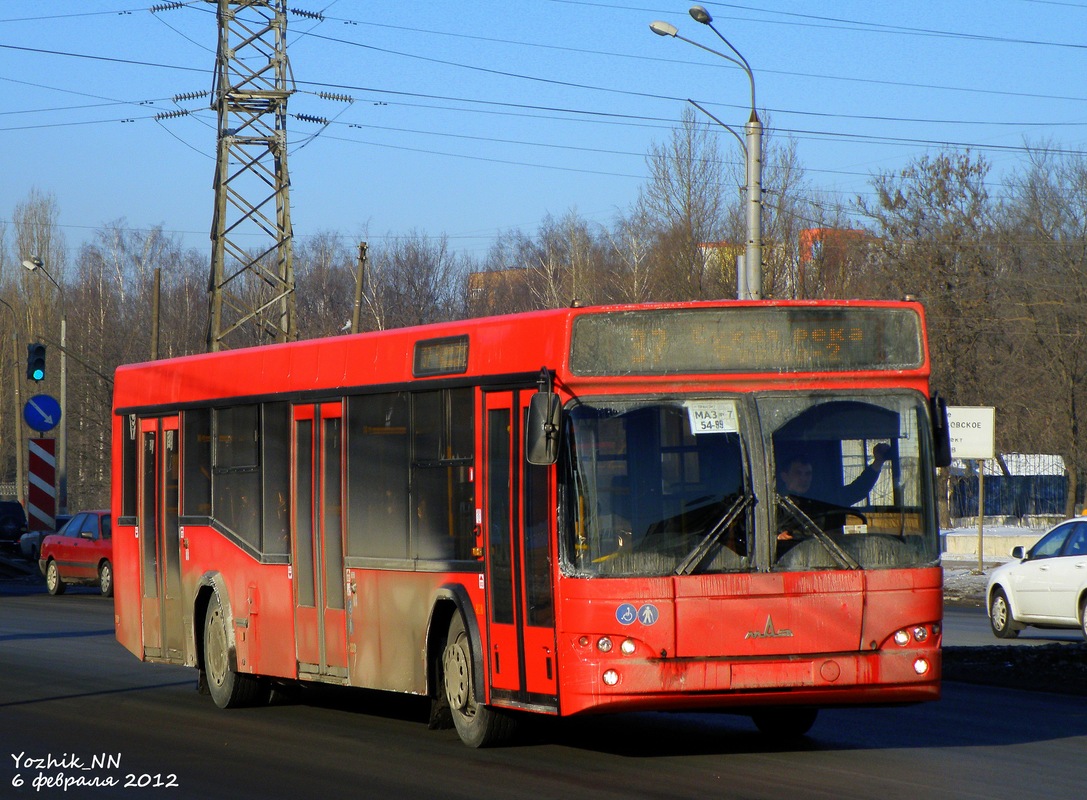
[27,438,56,532]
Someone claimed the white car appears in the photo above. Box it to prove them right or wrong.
[986,519,1087,640]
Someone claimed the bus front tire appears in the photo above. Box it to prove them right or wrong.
[203,594,269,708]
[442,614,516,748]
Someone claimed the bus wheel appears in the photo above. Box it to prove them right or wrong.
[45,560,66,595]
[98,560,114,598]
[442,614,516,748]
[203,595,268,708]
[751,708,818,739]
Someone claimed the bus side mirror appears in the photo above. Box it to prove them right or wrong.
[526,392,561,465]
[931,393,952,468]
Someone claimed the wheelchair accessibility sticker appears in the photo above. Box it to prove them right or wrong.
[616,603,659,626]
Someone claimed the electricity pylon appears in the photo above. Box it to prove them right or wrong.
[207,0,296,351]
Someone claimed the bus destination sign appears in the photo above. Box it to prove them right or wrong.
[570,307,924,376]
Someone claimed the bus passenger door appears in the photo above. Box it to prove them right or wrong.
[483,390,558,710]
[137,416,185,662]
[292,403,348,679]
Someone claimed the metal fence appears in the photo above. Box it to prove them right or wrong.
[949,454,1067,523]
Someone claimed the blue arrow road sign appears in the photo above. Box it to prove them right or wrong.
[23,394,61,433]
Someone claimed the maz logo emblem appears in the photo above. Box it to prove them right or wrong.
[745,615,794,640]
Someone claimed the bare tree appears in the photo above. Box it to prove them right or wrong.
[293,231,356,338]
[364,231,465,330]
[996,144,1087,514]
[526,211,605,309]
[468,230,537,318]
[857,150,998,404]
[640,107,731,300]
[604,205,655,304]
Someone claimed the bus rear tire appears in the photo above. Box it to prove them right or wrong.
[203,594,269,708]
[442,614,517,748]
[751,707,818,739]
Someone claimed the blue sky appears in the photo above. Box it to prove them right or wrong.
[2,1,1085,262]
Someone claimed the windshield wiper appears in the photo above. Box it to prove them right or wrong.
[777,495,860,570]
[675,493,753,576]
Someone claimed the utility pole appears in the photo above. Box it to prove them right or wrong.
[351,242,367,335]
[207,0,296,351]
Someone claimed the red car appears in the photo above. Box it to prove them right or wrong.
[39,510,113,597]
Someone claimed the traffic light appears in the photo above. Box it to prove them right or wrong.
[26,343,46,382]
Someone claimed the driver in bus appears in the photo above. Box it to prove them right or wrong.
[776,443,892,540]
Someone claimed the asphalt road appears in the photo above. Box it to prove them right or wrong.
[4,588,1087,800]
[942,605,1084,647]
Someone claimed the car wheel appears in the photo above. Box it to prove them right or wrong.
[45,560,66,596]
[99,560,114,597]
[989,588,1019,639]
[1080,597,1087,642]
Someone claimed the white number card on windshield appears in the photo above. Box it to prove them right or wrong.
[686,400,739,435]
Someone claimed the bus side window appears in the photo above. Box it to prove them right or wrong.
[182,409,211,518]
[347,393,410,560]
[410,388,475,561]
[213,404,261,551]
[262,402,290,557]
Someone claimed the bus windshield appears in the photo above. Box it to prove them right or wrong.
[765,393,939,571]
[561,393,938,578]
[562,398,752,577]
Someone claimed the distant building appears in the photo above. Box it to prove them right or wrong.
[799,228,868,266]
[467,268,533,314]
[698,241,744,292]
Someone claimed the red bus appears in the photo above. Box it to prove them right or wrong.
[112,300,951,747]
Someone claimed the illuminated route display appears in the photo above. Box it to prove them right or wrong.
[570,306,924,376]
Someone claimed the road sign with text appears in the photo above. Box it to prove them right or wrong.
[947,406,996,460]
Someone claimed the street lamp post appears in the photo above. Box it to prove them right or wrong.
[0,298,25,507]
[650,6,763,300]
[21,256,67,515]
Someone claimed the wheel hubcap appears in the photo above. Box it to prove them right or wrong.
[207,608,228,686]
[443,640,471,710]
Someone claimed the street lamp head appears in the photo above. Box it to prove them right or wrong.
[22,256,43,272]
[649,20,678,37]
[689,5,713,24]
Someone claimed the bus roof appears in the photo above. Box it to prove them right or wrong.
[113,299,929,411]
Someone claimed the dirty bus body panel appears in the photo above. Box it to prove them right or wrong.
[112,300,944,747]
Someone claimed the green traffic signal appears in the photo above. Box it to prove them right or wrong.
[26,343,46,382]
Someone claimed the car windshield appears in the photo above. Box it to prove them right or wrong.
[560,393,939,578]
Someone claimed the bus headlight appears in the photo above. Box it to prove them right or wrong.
[602,669,620,686]
[597,636,613,653]
[893,629,910,646]
[913,658,930,675]
[621,639,636,655]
